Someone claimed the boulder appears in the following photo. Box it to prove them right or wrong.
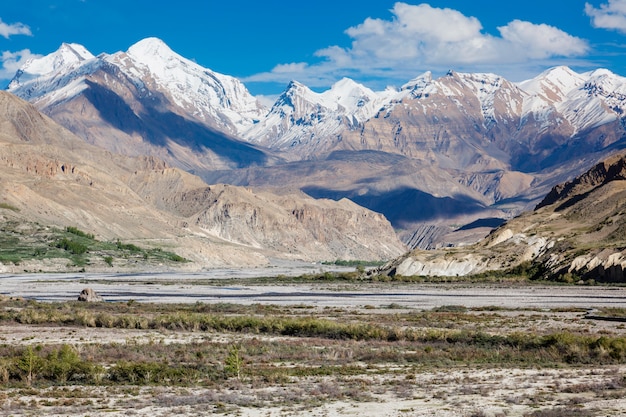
[78,288,103,302]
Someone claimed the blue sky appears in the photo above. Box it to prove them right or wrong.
[1,0,626,97]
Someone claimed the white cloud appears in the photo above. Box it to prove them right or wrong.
[0,18,32,39]
[271,62,309,74]
[319,3,588,68]
[255,94,279,108]
[0,49,41,80]
[586,0,626,33]
[244,61,340,88]
[498,20,590,60]
[245,2,590,89]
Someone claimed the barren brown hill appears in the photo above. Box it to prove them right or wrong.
[0,91,405,271]
[379,149,626,282]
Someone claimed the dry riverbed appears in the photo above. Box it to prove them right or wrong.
[0,267,625,416]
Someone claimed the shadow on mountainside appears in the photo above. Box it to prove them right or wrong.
[302,186,487,228]
[511,128,626,173]
[83,80,268,168]
[456,217,506,230]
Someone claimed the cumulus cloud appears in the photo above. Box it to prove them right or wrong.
[270,62,309,74]
[0,49,41,80]
[585,0,626,33]
[245,2,589,89]
[0,18,32,39]
[318,3,588,69]
[244,61,340,88]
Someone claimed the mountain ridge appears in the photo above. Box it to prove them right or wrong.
[0,90,406,271]
[378,149,626,282]
[8,38,626,248]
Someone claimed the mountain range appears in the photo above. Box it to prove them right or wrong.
[7,37,626,249]
[0,90,405,271]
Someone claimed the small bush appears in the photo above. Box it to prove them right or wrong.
[0,202,19,212]
[168,254,187,262]
[225,345,244,380]
[65,226,94,239]
[55,238,88,255]
[116,240,142,252]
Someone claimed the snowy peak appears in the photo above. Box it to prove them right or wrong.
[400,71,433,93]
[29,42,94,74]
[8,42,95,90]
[516,66,626,133]
[7,42,99,103]
[402,71,433,89]
[123,36,195,80]
[126,37,176,61]
[330,77,363,91]
[518,66,585,104]
[282,80,317,100]
[273,78,382,118]
[325,78,379,115]
[61,43,94,59]
[117,37,266,133]
[7,37,265,135]
[455,72,504,91]
[244,77,390,151]
[269,80,320,116]
[582,68,626,97]
[436,71,505,98]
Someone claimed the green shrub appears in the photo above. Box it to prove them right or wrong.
[0,202,19,212]
[45,345,82,383]
[168,254,187,262]
[225,344,244,380]
[17,345,44,386]
[55,238,88,255]
[65,226,94,239]
[116,240,142,252]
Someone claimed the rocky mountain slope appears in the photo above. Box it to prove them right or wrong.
[378,150,626,282]
[213,67,626,246]
[8,39,626,248]
[8,39,272,173]
[0,91,405,271]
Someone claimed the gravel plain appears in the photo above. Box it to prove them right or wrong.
[1,267,626,310]
[1,264,626,417]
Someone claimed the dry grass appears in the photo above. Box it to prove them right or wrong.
[0,293,625,416]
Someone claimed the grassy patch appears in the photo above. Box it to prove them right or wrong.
[0,220,188,269]
[322,260,386,267]
[0,295,624,416]
[1,297,626,379]
[0,202,19,212]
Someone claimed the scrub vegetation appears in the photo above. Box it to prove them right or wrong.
[0,295,624,416]
[0,222,187,270]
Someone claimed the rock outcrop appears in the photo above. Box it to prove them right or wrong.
[378,150,626,282]
[78,288,103,302]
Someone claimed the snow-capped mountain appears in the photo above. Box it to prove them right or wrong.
[8,38,269,172]
[244,65,626,167]
[12,38,626,169]
[111,38,265,134]
[8,37,626,248]
[9,38,266,137]
[519,66,626,134]
[8,42,97,104]
[242,78,387,156]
